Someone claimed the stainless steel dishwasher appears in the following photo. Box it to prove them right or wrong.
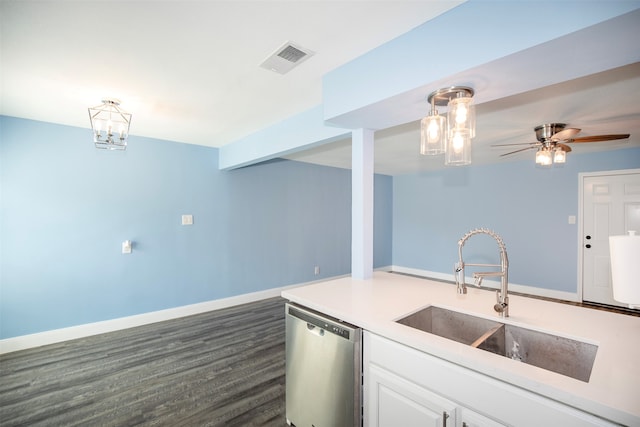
[285,303,362,427]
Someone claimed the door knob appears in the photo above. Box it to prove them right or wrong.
[586,244,591,249]
[586,235,591,239]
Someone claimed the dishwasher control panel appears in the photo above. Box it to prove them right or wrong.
[287,304,355,340]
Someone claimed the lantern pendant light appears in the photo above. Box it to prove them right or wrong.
[88,98,132,150]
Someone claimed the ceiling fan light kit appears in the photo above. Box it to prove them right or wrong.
[553,146,567,164]
[420,86,475,166]
[494,122,630,167]
[535,147,553,166]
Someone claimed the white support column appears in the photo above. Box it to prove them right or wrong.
[352,128,374,280]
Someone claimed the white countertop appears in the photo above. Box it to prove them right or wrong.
[282,271,640,426]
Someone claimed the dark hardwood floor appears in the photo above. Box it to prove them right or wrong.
[0,297,288,426]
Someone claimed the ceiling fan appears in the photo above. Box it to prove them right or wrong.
[492,123,630,165]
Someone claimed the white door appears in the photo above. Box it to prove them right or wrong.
[581,169,640,307]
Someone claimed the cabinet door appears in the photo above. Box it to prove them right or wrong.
[460,407,506,427]
[368,364,457,427]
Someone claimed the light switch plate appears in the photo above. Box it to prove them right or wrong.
[568,215,576,224]
[182,214,193,225]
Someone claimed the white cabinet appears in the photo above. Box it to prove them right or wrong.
[363,331,616,427]
[367,362,504,427]
[459,408,506,427]
[369,363,457,426]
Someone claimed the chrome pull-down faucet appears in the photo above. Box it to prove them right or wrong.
[455,228,510,317]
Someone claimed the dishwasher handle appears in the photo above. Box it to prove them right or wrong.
[306,323,325,336]
[287,304,356,340]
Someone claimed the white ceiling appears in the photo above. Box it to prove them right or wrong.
[0,0,462,146]
[2,1,639,176]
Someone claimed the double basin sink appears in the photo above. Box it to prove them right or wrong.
[396,306,598,382]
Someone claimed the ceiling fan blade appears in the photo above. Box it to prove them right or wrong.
[550,127,581,141]
[491,142,539,147]
[567,134,630,143]
[557,143,572,153]
[499,146,537,157]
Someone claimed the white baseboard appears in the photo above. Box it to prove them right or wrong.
[1,268,579,354]
[0,283,303,355]
[390,265,580,302]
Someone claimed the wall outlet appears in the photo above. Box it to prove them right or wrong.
[314,265,320,275]
[122,240,132,254]
[182,214,193,225]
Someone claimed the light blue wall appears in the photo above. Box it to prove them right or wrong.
[0,116,392,339]
[374,173,393,268]
[393,148,640,293]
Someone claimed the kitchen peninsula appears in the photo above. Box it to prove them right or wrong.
[282,271,640,426]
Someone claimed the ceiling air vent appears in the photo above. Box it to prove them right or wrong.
[260,41,315,75]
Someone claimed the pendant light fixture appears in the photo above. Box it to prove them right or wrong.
[88,98,132,150]
[420,86,475,166]
[420,96,446,155]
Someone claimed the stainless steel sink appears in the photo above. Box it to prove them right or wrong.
[475,323,598,382]
[396,306,502,345]
[396,306,598,382]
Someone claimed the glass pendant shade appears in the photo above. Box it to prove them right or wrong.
[536,148,553,166]
[447,94,475,139]
[553,147,567,164]
[420,113,446,155]
[88,99,131,150]
[445,129,471,166]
